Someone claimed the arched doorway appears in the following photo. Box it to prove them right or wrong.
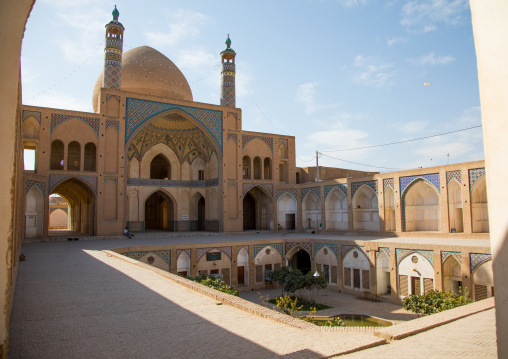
[243,193,256,230]
[25,187,44,238]
[288,247,311,274]
[198,196,205,231]
[277,193,297,230]
[302,192,321,230]
[442,256,462,294]
[50,178,96,235]
[243,186,273,231]
[145,191,174,231]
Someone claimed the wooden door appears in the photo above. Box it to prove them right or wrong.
[237,266,245,285]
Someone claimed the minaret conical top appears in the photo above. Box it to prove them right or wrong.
[112,5,119,21]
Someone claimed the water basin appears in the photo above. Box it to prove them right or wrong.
[312,314,393,327]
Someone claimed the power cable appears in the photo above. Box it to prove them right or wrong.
[320,153,407,170]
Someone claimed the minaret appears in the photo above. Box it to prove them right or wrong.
[220,35,236,107]
[103,6,125,89]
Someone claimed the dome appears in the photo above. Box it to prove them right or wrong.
[93,46,193,112]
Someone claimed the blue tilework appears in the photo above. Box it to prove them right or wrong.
[127,178,219,188]
[469,168,486,189]
[242,134,273,153]
[51,114,100,137]
[383,178,394,191]
[301,187,321,201]
[470,253,491,273]
[446,170,461,185]
[105,119,119,132]
[49,175,97,193]
[396,249,434,267]
[341,245,367,259]
[400,174,440,231]
[227,132,238,143]
[324,184,347,199]
[126,250,171,266]
[279,138,288,147]
[313,243,338,257]
[22,110,41,124]
[351,180,378,198]
[441,251,462,264]
[285,242,312,256]
[26,180,45,195]
[276,189,297,202]
[125,98,223,151]
[253,244,283,259]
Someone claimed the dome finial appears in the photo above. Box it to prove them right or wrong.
[112,5,119,21]
[226,34,231,49]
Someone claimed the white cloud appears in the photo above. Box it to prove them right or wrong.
[295,82,339,114]
[145,10,208,48]
[401,0,469,32]
[387,36,409,46]
[352,55,396,87]
[398,120,429,133]
[337,0,369,7]
[235,61,253,99]
[413,52,456,66]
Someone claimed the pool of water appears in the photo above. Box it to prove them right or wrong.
[312,314,393,327]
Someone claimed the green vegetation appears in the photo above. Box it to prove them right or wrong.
[267,296,331,311]
[183,274,239,297]
[402,288,472,317]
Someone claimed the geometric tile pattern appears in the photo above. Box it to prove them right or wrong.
[242,134,273,154]
[51,114,100,137]
[253,243,283,259]
[400,173,440,232]
[49,174,98,193]
[324,184,347,199]
[26,180,45,195]
[313,243,338,257]
[285,242,312,256]
[276,189,297,202]
[441,251,462,264]
[227,132,238,143]
[470,252,491,273]
[125,250,171,266]
[176,249,191,260]
[301,187,321,201]
[400,173,440,194]
[469,168,486,189]
[446,170,461,185]
[196,247,232,263]
[376,247,390,258]
[125,98,223,152]
[383,178,394,191]
[351,180,378,198]
[341,245,367,259]
[396,249,434,267]
[105,119,119,132]
[22,110,41,124]
[127,178,219,188]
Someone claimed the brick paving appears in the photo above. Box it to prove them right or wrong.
[9,235,496,358]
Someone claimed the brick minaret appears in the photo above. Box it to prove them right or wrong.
[103,6,124,89]
[220,35,236,107]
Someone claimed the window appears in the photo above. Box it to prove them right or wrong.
[198,170,205,181]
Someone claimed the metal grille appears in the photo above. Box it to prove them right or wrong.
[424,278,433,293]
[474,284,488,301]
[331,266,337,284]
[399,275,408,296]
[354,269,361,289]
[344,267,351,286]
[362,270,370,289]
[255,265,263,283]
[412,277,421,295]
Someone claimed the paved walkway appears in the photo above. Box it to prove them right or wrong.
[10,235,497,358]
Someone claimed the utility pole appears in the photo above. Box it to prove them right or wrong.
[447,153,450,165]
[316,151,319,182]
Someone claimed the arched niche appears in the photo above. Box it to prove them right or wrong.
[253,156,262,179]
[442,256,462,293]
[352,185,379,231]
[376,251,390,295]
[25,187,44,238]
[404,179,440,232]
[472,260,494,301]
[448,180,463,233]
[140,143,179,180]
[196,249,232,284]
[343,248,370,291]
[22,116,39,139]
[325,188,348,231]
[254,245,283,284]
[190,192,205,231]
[50,140,64,170]
[286,245,311,275]
[242,156,251,179]
[150,154,171,180]
[84,142,96,172]
[244,186,273,231]
[237,247,249,286]
[315,246,337,284]
[263,158,271,179]
[397,252,434,297]
[302,191,321,230]
[144,190,175,231]
[277,193,297,230]
[471,176,489,233]
[177,251,191,276]
[384,186,395,232]
[67,141,80,171]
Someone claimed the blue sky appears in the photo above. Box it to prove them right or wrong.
[21,0,483,173]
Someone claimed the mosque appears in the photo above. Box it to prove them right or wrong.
[21,8,493,306]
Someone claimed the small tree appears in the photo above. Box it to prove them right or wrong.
[267,266,304,296]
[402,288,472,317]
[303,272,328,304]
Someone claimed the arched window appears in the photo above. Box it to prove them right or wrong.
[264,158,271,179]
[150,154,170,180]
[67,141,80,171]
[84,143,96,172]
[242,156,251,179]
[50,140,64,170]
[253,157,262,179]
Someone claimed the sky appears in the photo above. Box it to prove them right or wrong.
[21,0,484,173]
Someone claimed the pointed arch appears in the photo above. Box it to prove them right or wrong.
[442,255,462,293]
[25,186,44,238]
[384,185,395,232]
[177,251,191,276]
[352,184,379,231]
[403,179,440,232]
[302,191,321,230]
[448,179,463,233]
[277,192,297,230]
[471,176,488,233]
[325,188,348,231]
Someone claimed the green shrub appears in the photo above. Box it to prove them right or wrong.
[402,288,472,317]
[183,274,239,297]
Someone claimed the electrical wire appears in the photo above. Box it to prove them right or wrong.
[320,153,407,170]
[320,125,482,153]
